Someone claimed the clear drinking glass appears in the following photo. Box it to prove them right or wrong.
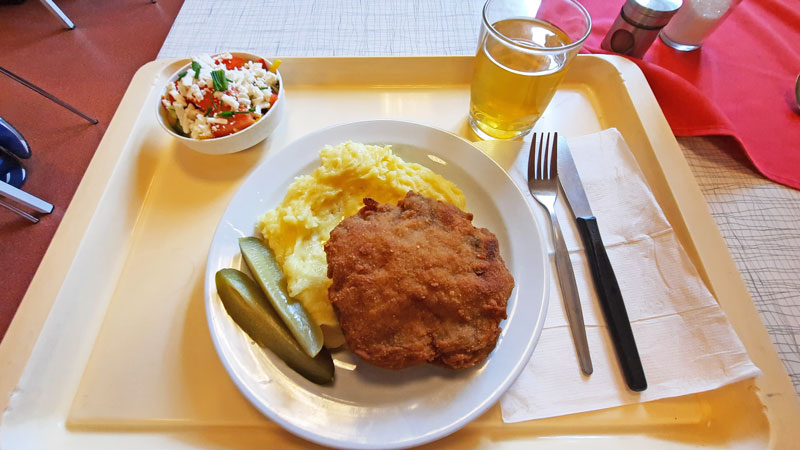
[659,0,742,51]
[468,0,592,140]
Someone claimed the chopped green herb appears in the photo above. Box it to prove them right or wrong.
[205,106,213,117]
[258,86,270,90]
[211,70,228,91]
[177,71,188,80]
[216,110,253,118]
[192,61,201,78]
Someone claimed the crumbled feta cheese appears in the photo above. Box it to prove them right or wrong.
[160,53,280,139]
[220,94,239,110]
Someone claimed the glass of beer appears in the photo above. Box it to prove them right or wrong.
[469,0,592,140]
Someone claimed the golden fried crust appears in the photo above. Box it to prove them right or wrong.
[324,191,514,370]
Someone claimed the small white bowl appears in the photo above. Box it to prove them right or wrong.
[157,52,285,155]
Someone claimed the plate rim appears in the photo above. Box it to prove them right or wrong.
[203,118,549,449]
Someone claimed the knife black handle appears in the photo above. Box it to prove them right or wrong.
[576,216,647,392]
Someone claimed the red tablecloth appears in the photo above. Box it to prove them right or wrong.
[581,0,800,190]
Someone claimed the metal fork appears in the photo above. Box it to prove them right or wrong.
[528,132,593,375]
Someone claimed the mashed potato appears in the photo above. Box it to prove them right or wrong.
[258,141,466,347]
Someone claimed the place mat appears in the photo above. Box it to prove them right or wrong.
[500,128,761,422]
[581,1,800,190]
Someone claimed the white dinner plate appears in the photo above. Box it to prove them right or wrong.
[204,119,548,449]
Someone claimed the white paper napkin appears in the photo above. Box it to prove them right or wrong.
[499,128,761,422]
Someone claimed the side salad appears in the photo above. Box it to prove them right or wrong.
[161,53,281,139]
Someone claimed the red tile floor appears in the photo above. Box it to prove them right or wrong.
[0,0,184,339]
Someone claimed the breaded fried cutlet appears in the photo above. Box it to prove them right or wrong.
[324,191,514,370]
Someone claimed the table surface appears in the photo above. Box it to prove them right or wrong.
[156,0,800,394]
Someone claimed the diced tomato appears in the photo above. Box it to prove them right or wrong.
[192,87,217,112]
[270,94,278,104]
[258,58,269,70]
[210,113,256,138]
[220,57,246,70]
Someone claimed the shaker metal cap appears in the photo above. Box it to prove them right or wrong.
[622,0,682,29]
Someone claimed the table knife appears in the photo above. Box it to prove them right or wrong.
[557,137,647,392]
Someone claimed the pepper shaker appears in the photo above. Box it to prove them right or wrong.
[601,0,683,58]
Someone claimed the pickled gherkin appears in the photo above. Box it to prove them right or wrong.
[215,268,334,385]
[238,237,324,357]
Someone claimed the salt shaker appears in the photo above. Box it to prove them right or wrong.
[659,0,742,51]
[601,0,683,58]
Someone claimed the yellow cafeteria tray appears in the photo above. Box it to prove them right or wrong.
[1,55,798,448]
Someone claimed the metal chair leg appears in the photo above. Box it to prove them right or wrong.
[39,0,75,30]
[0,66,98,124]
